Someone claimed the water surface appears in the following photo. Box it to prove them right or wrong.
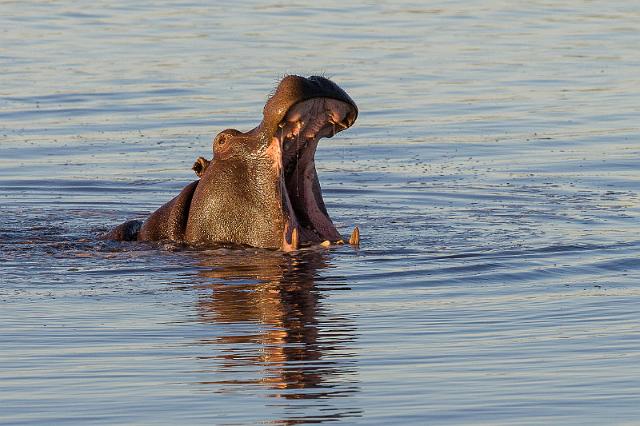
[2,1,640,424]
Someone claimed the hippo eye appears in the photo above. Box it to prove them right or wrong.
[214,129,240,148]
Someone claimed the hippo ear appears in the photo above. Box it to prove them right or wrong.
[192,156,210,178]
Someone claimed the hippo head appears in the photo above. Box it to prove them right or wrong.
[184,75,358,250]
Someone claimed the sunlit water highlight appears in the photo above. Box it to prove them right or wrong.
[2,1,640,424]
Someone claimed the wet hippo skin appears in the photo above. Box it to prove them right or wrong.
[104,75,359,251]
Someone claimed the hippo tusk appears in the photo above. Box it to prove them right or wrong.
[291,227,299,250]
[349,226,360,246]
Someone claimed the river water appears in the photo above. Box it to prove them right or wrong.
[2,1,640,424]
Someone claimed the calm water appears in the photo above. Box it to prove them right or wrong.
[2,1,640,424]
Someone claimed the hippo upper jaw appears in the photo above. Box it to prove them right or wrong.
[265,95,357,250]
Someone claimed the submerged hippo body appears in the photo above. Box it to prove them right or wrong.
[105,75,358,250]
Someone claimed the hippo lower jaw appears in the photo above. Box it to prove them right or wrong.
[269,97,357,250]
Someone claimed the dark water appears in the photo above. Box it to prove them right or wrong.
[2,1,640,424]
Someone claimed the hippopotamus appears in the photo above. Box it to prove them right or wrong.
[105,75,360,251]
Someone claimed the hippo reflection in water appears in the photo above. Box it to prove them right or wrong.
[105,75,360,251]
[194,250,359,403]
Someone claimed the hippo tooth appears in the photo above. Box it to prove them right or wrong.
[349,226,360,246]
[320,240,331,247]
[291,227,299,250]
[345,111,356,127]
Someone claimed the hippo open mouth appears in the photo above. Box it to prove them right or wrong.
[273,97,357,248]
